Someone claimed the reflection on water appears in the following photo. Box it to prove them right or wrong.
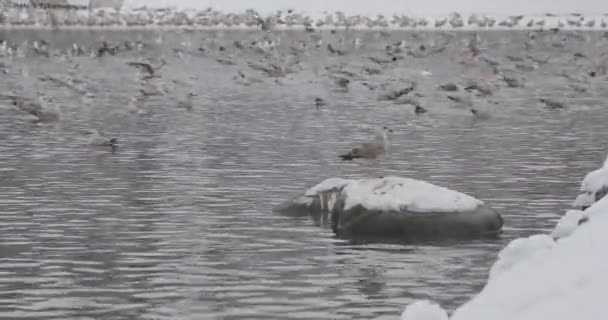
[1,29,608,319]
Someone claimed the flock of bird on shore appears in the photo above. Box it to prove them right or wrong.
[0,26,607,160]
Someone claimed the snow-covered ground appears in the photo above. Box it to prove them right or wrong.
[401,155,608,320]
[2,5,608,30]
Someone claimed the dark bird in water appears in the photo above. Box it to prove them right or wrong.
[438,83,459,91]
[104,138,119,153]
[539,98,565,109]
[335,77,350,89]
[314,97,326,109]
[97,41,117,57]
[415,105,428,114]
[327,44,345,55]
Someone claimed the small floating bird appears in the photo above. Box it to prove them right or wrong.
[539,98,565,109]
[339,127,392,161]
[0,93,60,123]
[126,59,167,79]
[415,105,428,115]
[438,82,459,91]
[177,93,197,111]
[85,129,118,152]
[314,97,326,109]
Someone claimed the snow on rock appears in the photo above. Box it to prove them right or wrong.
[401,300,448,320]
[341,176,483,213]
[304,177,353,196]
[551,210,587,240]
[487,234,555,282]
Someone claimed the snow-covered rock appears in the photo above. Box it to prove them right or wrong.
[274,176,502,241]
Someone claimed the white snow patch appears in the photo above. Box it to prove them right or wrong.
[488,234,555,282]
[305,177,353,196]
[401,300,448,320]
[341,176,483,213]
[581,191,608,219]
[292,195,313,205]
[573,192,595,210]
[551,210,586,240]
[580,167,608,193]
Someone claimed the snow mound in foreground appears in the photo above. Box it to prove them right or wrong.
[400,155,608,320]
[449,196,608,320]
[487,234,555,282]
[401,300,448,320]
[551,210,587,240]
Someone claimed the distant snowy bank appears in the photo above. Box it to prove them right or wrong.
[2,6,608,31]
[401,155,608,320]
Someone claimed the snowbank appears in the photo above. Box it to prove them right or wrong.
[448,199,608,320]
[550,209,587,239]
[401,154,608,320]
[573,156,608,209]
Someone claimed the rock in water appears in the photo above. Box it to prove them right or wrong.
[274,176,503,241]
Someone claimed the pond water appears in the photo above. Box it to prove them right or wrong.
[0,29,607,319]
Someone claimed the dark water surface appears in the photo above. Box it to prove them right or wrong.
[1,29,608,319]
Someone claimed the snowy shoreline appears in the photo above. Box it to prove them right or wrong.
[401,155,608,320]
[2,6,608,31]
[1,24,608,31]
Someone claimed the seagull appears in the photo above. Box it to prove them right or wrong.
[339,127,393,161]
[126,59,167,79]
[0,93,60,123]
[84,129,118,152]
[177,93,197,111]
[539,98,565,109]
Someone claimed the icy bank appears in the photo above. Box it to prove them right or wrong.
[401,155,608,320]
[275,176,502,241]
[573,156,608,210]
